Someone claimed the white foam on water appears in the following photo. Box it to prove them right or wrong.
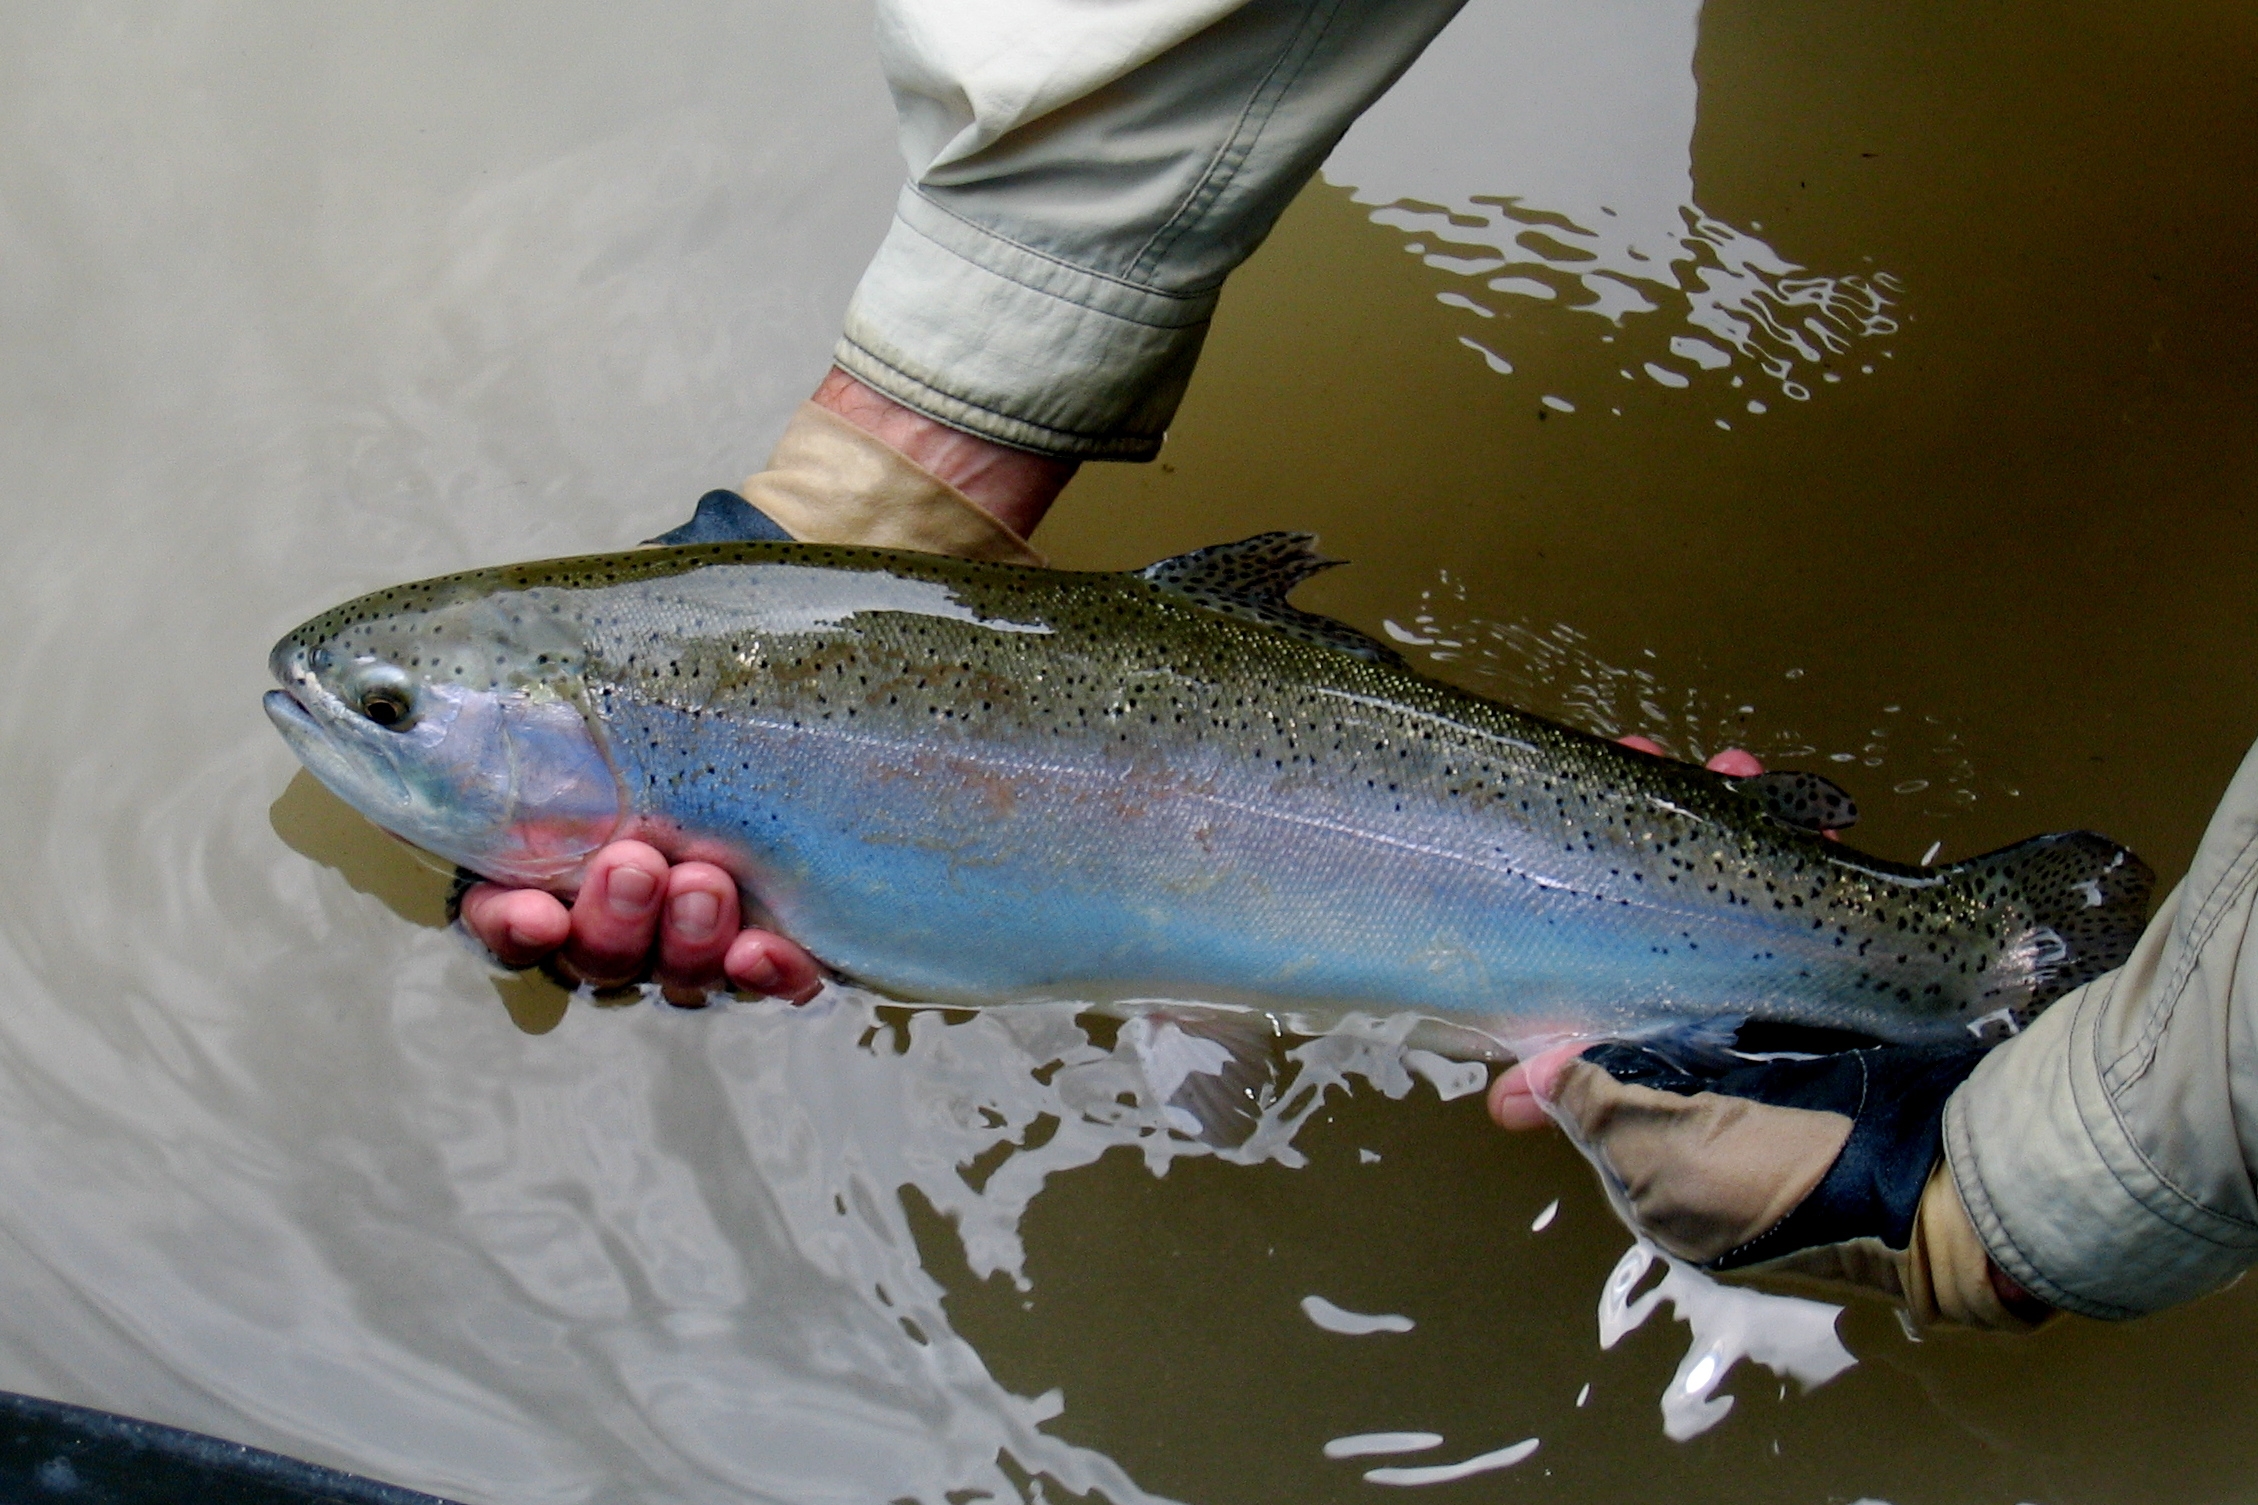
[1363,1437,1540,1486]
[1458,336,1515,373]
[1402,1049,1490,1101]
[1323,1432,1444,1460]
[1117,1016,1236,1107]
[1598,1242,1856,1441]
[1302,1295,1416,1336]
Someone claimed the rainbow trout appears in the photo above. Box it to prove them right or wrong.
[264,524,2150,1054]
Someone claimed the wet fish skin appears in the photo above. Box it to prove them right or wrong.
[265,537,2152,1050]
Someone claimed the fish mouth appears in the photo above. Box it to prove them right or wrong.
[261,678,414,810]
[264,641,348,741]
[262,687,318,736]
[266,639,329,721]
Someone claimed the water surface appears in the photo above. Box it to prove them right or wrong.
[3,2,2255,1502]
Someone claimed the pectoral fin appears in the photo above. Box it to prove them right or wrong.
[1122,1008,1284,1148]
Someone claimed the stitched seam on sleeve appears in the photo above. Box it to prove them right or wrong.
[1128,0,1345,283]
[833,338,1167,454]
[2083,970,2258,1239]
[903,188,1224,311]
[2120,824,2258,1081]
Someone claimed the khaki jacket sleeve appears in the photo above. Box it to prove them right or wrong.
[840,0,1469,459]
[1947,737,2258,1318]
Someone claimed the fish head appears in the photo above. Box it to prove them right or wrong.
[263,577,624,889]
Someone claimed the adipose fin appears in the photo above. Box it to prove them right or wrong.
[1726,769,1860,833]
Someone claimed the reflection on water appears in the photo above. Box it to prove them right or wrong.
[269,770,456,930]
[1326,0,1898,411]
[273,769,576,1035]
[1384,574,2003,857]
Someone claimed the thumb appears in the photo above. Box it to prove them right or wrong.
[1488,1043,1588,1131]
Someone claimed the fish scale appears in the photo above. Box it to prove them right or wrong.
[267,532,2153,1052]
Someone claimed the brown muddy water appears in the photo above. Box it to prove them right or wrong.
[3,3,2255,1503]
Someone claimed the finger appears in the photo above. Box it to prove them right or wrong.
[1617,735,1667,757]
[562,841,671,986]
[723,928,825,1004]
[655,862,741,1004]
[1489,1065,1554,1131]
[460,884,571,966]
[1487,1044,1588,1131]
[1704,747,1764,777]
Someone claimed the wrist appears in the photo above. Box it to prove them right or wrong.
[1988,1258,2055,1326]
[738,403,1045,565]
[810,368,1075,539]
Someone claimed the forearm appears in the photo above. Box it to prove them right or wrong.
[1947,736,2258,1318]
[840,0,1470,459]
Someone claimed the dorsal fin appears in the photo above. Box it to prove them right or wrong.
[645,490,795,546]
[1726,770,1860,832]
[1136,532,1404,666]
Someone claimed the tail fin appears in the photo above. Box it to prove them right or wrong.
[1941,831,2156,1024]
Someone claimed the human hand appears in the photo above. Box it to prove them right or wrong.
[459,369,1064,1002]
[459,842,823,1006]
[1489,740,2047,1328]
[1491,1035,2051,1330]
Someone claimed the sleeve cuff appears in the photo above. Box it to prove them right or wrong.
[1945,925,2258,1319]
[833,189,1216,461]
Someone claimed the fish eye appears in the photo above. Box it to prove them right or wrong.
[349,663,418,730]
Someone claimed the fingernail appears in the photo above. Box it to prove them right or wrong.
[669,890,721,942]
[735,957,781,995]
[605,865,658,917]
